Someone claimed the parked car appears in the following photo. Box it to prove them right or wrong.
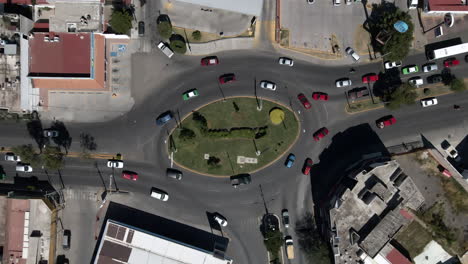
[122,171,138,181]
[444,58,459,68]
[312,92,329,101]
[157,41,174,58]
[297,93,311,109]
[427,74,443,84]
[441,140,461,161]
[408,76,423,87]
[333,0,341,6]
[420,97,438,107]
[302,158,313,175]
[384,61,402,69]
[345,47,360,61]
[285,153,296,168]
[285,236,294,259]
[62,230,71,250]
[260,81,277,91]
[138,21,145,37]
[156,111,173,126]
[150,187,169,201]
[281,209,290,228]
[402,65,419,75]
[376,115,396,129]
[4,152,20,162]
[166,168,183,180]
[44,129,59,138]
[230,174,251,188]
[200,56,219,66]
[219,73,236,84]
[278,57,294,66]
[336,78,352,88]
[182,89,199,100]
[213,213,228,227]
[16,163,32,172]
[362,74,379,83]
[347,87,369,100]
[422,63,438,72]
[313,127,329,141]
[107,159,124,168]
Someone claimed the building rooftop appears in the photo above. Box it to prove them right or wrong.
[414,241,456,264]
[49,1,102,33]
[0,0,48,4]
[326,159,424,264]
[427,0,468,12]
[29,32,91,77]
[4,199,30,264]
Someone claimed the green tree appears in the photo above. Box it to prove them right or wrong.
[295,213,332,264]
[12,144,42,167]
[109,9,133,34]
[42,146,64,170]
[263,229,283,260]
[157,21,172,39]
[450,78,466,92]
[192,30,201,41]
[170,36,187,54]
[179,127,195,141]
[384,83,417,110]
[371,4,414,61]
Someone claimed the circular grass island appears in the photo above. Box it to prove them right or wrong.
[170,97,299,176]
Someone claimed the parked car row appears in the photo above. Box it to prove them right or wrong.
[297,92,329,109]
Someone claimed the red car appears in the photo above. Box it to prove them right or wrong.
[362,74,379,83]
[313,127,329,141]
[302,158,313,175]
[297,93,311,109]
[376,116,396,129]
[443,58,459,68]
[122,171,138,181]
[201,56,219,66]
[312,92,329,101]
[219,73,236,84]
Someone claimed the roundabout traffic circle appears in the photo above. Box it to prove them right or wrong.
[169,97,300,176]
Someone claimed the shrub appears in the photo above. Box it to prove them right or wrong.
[109,9,133,34]
[207,156,220,167]
[423,88,431,95]
[450,78,466,92]
[157,21,172,39]
[179,127,195,141]
[384,83,417,110]
[269,108,285,125]
[192,30,201,40]
[169,35,187,54]
[233,102,240,112]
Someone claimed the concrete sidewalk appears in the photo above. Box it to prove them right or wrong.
[187,37,255,55]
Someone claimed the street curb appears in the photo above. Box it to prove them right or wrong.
[345,100,384,114]
[168,96,302,178]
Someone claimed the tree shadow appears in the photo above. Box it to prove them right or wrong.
[372,69,402,99]
[80,132,97,151]
[50,121,72,154]
[26,120,46,151]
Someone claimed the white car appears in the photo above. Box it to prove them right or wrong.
[420,97,438,107]
[16,163,33,172]
[345,0,352,5]
[278,57,294,66]
[44,130,59,138]
[336,78,352,88]
[345,47,360,61]
[260,81,277,91]
[384,61,402,69]
[334,0,341,5]
[423,63,438,73]
[150,188,169,201]
[213,214,228,227]
[107,159,124,168]
[4,152,20,162]
[408,76,423,87]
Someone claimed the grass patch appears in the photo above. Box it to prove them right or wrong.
[395,221,432,258]
[346,98,383,113]
[440,177,468,214]
[280,29,289,47]
[172,27,254,43]
[171,98,299,175]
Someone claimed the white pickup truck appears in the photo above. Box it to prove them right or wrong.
[157,41,174,58]
[441,140,461,162]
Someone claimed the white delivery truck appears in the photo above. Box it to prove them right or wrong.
[157,41,174,58]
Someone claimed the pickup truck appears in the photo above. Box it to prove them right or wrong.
[157,41,174,58]
[230,174,251,188]
[347,87,369,100]
[285,236,294,259]
[441,140,461,162]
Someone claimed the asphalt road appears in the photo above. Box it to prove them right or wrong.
[2,47,468,264]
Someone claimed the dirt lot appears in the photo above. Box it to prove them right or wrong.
[394,151,468,257]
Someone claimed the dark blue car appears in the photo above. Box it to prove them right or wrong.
[285,153,296,168]
[156,111,173,126]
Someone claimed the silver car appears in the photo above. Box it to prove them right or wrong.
[336,78,352,88]
[16,163,33,172]
[260,81,277,91]
[4,152,20,162]
[423,63,438,73]
[278,57,294,66]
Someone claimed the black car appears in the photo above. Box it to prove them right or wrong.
[156,111,173,126]
[230,173,251,188]
[166,168,183,180]
[138,21,145,36]
[427,74,443,84]
[281,209,290,228]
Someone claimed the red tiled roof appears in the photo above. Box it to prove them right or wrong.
[399,209,414,220]
[386,248,412,264]
[428,0,468,11]
[33,22,49,29]
[0,0,48,4]
[4,199,30,264]
[29,32,91,77]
